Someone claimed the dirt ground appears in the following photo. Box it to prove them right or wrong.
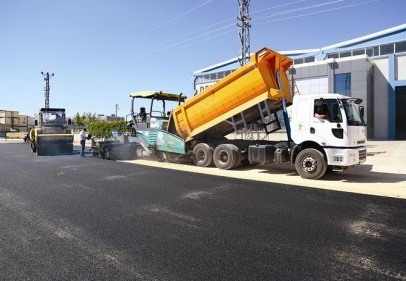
[121,140,406,200]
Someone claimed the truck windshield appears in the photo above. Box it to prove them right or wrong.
[341,99,365,126]
[43,112,65,124]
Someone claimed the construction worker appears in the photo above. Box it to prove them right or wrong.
[79,128,87,157]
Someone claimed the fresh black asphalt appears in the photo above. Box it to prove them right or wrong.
[0,142,405,280]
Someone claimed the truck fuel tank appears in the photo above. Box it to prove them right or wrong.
[248,144,290,164]
[248,144,276,164]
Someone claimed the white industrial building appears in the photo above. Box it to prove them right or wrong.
[194,23,406,140]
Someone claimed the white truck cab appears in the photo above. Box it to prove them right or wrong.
[289,94,367,179]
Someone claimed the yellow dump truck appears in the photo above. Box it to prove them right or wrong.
[169,47,292,141]
[29,108,74,156]
[118,47,367,179]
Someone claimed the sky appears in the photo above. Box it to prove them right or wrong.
[1,0,405,117]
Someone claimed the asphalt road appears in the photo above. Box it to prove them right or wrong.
[1,142,406,281]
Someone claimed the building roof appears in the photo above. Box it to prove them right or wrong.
[320,23,406,51]
[194,23,406,75]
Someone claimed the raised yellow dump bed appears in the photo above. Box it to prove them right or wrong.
[169,47,293,141]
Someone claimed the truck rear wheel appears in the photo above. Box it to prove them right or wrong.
[192,143,213,167]
[213,144,238,170]
[231,144,241,168]
[295,148,327,179]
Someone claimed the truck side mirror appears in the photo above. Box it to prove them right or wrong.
[34,120,38,126]
[359,106,365,120]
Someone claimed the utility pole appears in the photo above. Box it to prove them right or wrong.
[115,104,120,119]
[237,0,251,66]
[41,72,54,108]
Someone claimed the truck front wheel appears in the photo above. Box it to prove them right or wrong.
[295,148,327,179]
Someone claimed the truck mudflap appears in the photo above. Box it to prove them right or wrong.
[36,134,74,156]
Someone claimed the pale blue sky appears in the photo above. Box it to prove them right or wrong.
[1,0,405,116]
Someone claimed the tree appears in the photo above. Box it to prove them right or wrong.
[82,112,97,127]
[87,121,127,138]
[73,112,97,128]
[73,112,84,127]
[73,113,126,137]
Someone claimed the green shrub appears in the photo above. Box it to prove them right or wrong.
[87,121,127,138]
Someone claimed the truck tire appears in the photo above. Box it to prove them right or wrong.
[192,143,213,167]
[213,144,238,170]
[230,144,241,168]
[294,148,327,179]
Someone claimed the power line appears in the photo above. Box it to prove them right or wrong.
[250,0,307,15]
[57,1,214,72]
[54,0,379,79]
[141,23,237,57]
[252,0,345,22]
[1,0,381,109]
[253,0,379,25]
[119,0,378,63]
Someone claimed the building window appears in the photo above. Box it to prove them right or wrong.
[295,77,328,95]
[373,46,379,56]
[395,41,406,53]
[340,51,351,58]
[334,73,351,96]
[366,48,373,57]
[327,53,339,59]
[353,49,365,56]
[304,56,315,63]
[380,43,394,55]
[225,70,233,76]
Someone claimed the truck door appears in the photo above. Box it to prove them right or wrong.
[311,98,345,146]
